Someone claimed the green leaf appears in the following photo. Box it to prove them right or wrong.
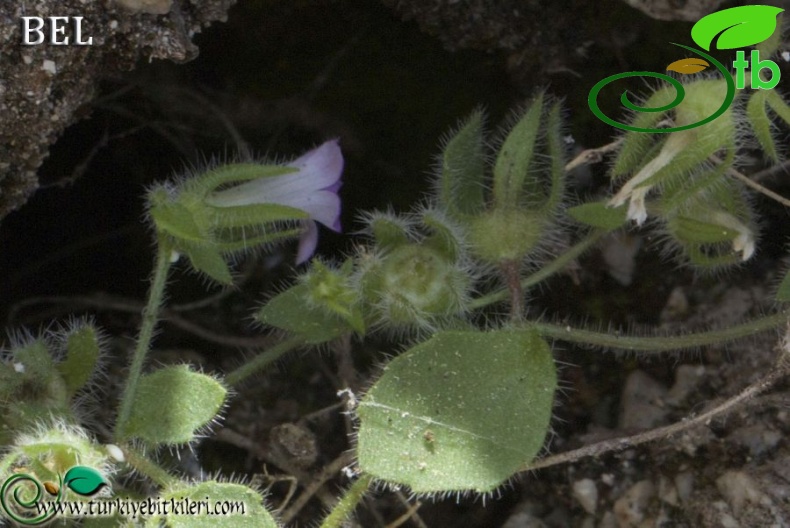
[776,269,790,301]
[421,210,462,261]
[257,284,352,344]
[152,481,278,528]
[195,163,297,196]
[669,215,738,244]
[567,201,628,230]
[369,213,412,253]
[208,202,308,228]
[543,102,567,215]
[14,339,56,388]
[757,12,784,56]
[63,466,109,496]
[302,261,366,335]
[58,325,101,395]
[493,94,544,210]
[438,109,487,217]
[766,89,790,126]
[357,329,556,493]
[150,202,205,243]
[184,244,233,285]
[691,5,784,51]
[747,91,778,161]
[123,366,226,444]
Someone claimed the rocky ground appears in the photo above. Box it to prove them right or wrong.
[2,1,789,527]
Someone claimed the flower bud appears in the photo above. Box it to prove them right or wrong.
[360,244,470,330]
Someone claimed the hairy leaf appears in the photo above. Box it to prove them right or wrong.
[357,329,556,493]
[123,366,226,444]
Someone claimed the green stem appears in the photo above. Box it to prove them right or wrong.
[121,445,178,488]
[469,230,605,310]
[319,474,373,528]
[224,336,304,387]
[115,239,174,441]
[531,310,788,351]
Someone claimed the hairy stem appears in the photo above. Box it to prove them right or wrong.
[115,239,174,441]
[224,336,304,387]
[319,474,373,528]
[121,445,178,488]
[501,259,524,322]
[469,230,604,310]
[520,358,789,472]
[531,310,788,352]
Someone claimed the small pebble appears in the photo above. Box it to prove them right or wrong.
[619,370,669,430]
[613,480,655,527]
[674,471,694,504]
[114,0,173,14]
[728,424,782,458]
[666,364,705,405]
[41,59,56,75]
[572,478,598,514]
[716,471,762,517]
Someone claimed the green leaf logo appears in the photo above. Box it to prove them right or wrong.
[691,5,784,51]
[63,466,108,496]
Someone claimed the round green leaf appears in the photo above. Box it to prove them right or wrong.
[357,329,557,494]
[123,366,226,444]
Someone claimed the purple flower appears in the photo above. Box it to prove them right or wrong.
[207,140,343,264]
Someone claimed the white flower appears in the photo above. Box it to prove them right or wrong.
[712,211,755,261]
[207,140,343,264]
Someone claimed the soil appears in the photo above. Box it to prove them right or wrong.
[1,1,789,527]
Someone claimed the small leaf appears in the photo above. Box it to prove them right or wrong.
[195,163,297,196]
[438,109,487,217]
[257,284,352,344]
[150,202,205,243]
[357,329,556,493]
[14,339,57,388]
[691,5,784,51]
[776,269,790,301]
[666,57,709,74]
[421,210,462,261]
[184,244,233,285]
[123,366,226,444]
[369,213,412,253]
[152,481,278,528]
[63,466,109,496]
[207,202,308,228]
[58,324,101,395]
[568,201,628,230]
[493,94,544,210]
[669,215,739,244]
[747,90,778,161]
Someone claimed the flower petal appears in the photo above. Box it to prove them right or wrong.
[289,139,344,189]
[207,140,343,208]
[296,221,319,265]
[626,187,649,225]
[274,189,341,232]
